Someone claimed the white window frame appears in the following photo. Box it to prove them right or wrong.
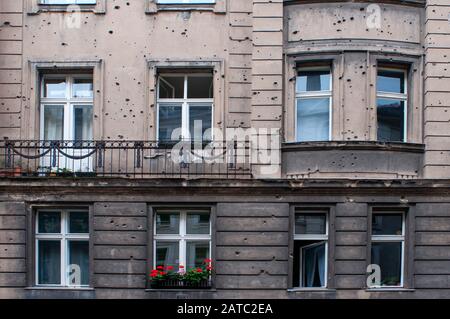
[40,74,94,141]
[295,66,332,142]
[376,67,408,143]
[156,73,214,142]
[370,212,405,288]
[153,209,211,269]
[294,211,329,289]
[35,209,90,287]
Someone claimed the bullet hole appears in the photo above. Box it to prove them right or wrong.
[108,30,114,34]
[114,5,120,9]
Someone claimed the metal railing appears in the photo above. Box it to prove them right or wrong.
[0,140,252,179]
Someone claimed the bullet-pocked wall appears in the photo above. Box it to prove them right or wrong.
[282,1,426,179]
[19,0,235,141]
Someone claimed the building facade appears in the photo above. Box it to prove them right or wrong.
[0,0,450,299]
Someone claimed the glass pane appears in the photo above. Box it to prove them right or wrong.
[371,242,402,286]
[43,105,64,140]
[297,98,330,142]
[186,241,210,269]
[301,242,326,288]
[73,78,93,98]
[377,99,405,142]
[155,213,180,234]
[74,105,93,140]
[377,70,405,94]
[156,241,179,270]
[38,240,61,285]
[187,76,213,99]
[43,78,66,98]
[372,214,403,236]
[158,104,182,142]
[295,213,326,235]
[297,71,330,92]
[68,241,89,286]
[38,212,61,234]
[189,105,212,142]
[186,213,210,235]
[159,76,184,99]
[69,212,89,234]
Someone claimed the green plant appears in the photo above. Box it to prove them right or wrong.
[149,259,213,285]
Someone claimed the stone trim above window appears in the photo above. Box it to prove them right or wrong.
[145,0,226,14]
[27,0,106,15]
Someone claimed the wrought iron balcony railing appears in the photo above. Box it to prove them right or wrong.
[0,140,252,179]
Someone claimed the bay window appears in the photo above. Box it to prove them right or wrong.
[157,73,213,142]
[154,210,211,270]
[376,67,408,142]
[35,209,90,287]
[293,211,328,288]
[370,212,405,287]
[296,67,332,142]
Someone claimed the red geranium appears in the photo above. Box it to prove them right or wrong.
[196,268,203,273]
[167,266,174,271]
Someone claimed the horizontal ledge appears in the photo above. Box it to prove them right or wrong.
[366,288,416,292]
[145,289,217,292]
[282,141,425,153]
[25,287,95,291]
[287,288,337,293]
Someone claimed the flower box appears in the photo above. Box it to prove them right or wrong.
[150,279,211,290]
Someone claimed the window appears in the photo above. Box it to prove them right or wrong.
[35,209,90,287]
[370,212,405,287]
[296,67,332,142]
[157,0,215,4]
[293,211,328,288]
[154,210,211,270]
[40,1,96,4]
[40,74,93,141]
[376,67,408,142]
[157,74,213,142]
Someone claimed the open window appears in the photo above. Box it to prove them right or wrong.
[157,72,213,143]
[293,211,329,288]
[296,65,332,142]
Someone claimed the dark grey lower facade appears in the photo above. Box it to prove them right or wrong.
[1,178,450,299]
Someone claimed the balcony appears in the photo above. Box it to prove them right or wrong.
[0,140,251,180]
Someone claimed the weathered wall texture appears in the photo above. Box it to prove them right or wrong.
[424,0,450,178]
[0,0,22,140]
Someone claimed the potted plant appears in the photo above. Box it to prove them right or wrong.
[56,168,74,177]
[149,259,213,289]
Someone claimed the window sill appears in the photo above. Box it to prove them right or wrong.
[288,288,336,292]
[25,286,94,291]
[366,288,415,292]
[146,288,217,292]
[28,2,106,15]
[146,1,226,14]
[282,141,425,154]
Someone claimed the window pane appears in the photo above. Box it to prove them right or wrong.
[301,241,326,288]
[38,240,61,285]
[73,78,93,98]
[38,212,61,234]
[371,242,402,286]
[377,99,405,142]
[295,213,326,235]
[159,76,184,99]
[297,71,330,92]
[187,76,213,99]
[68,241,89,286]
[43,78,66,98]
[372,214,403,236]
[186,213,210,235]
[377,70,405,94]
[189,105,212,142]
[69,212,89,234]
[43,105,64,140]
[186,241,210,269]
[155,213,180,234]
[156,241,179,270]
[297,98,330,142]
[74,105,93,141]
[158,104,182,142]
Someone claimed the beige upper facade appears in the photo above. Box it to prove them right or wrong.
[0,0,449,179]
